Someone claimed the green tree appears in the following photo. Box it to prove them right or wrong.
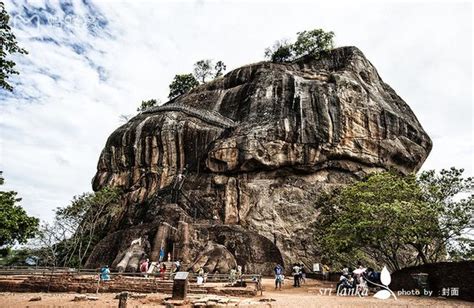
[417,167,474,261]
[168,73,199,99]
[264,40,293,62]
[193,59,213,83]
[137,98,160,112]
[0,171,39,247]
[193,59,227,82]
[264,29,335,63]
[1,3,28,91]
[315,169,473,271]
[292,29,334,58]
[53,187,120,267]
[214,60,227,78]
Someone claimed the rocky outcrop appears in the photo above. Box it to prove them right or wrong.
[86,47,432,274]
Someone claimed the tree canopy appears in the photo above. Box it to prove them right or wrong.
[0,171,39,247]
[168,60,226,99]
[264,28,335,63]
[193,59,227,83]
[214,60,226,78]
[193,59,213,83]
[137,98,160,112]
[168,73,200,99]
[292,29,335,58]
[32,187,120,267]
[264,40,293,63]
[315,168,473,271]
[1,3,28,91]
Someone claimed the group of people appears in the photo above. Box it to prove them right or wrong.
[336,263,380,294]
[273,263,307,290]
[229,265,243,285]
[273,261,382,293]
[139,257,181,279]
[99,247,183,281]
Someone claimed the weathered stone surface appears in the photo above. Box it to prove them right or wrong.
[86,47,431,274]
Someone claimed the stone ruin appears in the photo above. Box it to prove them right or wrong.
[85,47,432,274]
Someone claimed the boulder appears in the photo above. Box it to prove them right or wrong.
[86,47,431,274]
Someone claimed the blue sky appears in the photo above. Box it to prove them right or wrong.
[0,0,472,222]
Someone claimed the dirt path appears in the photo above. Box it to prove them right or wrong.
[0,278,471,307]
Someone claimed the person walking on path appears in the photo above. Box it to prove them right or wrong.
[274,264,284,290]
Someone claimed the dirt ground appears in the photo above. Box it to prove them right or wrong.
[0,278,471,307]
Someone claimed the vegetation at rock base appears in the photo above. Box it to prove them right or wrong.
[17,187,121,267]
[265,28,335,62]
[315,168,474,271]
[137,98,160,112]
[0,2,28,91]
[0,171,39,248]
[168,59,226,99]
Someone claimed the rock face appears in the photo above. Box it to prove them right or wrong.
[86,47,432,274]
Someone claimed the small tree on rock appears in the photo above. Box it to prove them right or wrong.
[168,73,200,99]
[193,59,227,82]
[193,59,213,83]
[264,28,335,63]
[292,29,335,58]
[214,60,227,78]
[264,40,293,62]
[137,99,160,112]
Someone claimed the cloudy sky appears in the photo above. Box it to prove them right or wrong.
[1,0,472,222]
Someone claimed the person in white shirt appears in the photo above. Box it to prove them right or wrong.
[292,263,301,287]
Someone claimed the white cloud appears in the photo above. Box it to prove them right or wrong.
[0,0,472,222]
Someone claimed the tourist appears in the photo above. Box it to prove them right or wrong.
[336,274,353,293]
[300,264,306,284]
[274,264,283,290]
[100,265,110,281]
[292,263,300,287]
[229,267,237,285]
[196,267,205,285]
[174,259,181,272]
[342,265,349,276]
[160,263,167,280]
[140,258,149,277]
[365,267,380,287]
[322,263,330,280]
[159,247,165,262]
[167,252,171,261]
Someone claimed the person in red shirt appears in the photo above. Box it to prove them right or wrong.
[140,258,149,277]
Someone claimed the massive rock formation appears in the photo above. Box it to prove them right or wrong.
[85,47,432,274]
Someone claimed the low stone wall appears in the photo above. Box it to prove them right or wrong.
[0,274,258,297]
[390,261,474,302]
